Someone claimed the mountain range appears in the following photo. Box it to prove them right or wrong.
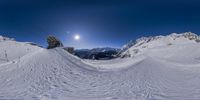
[74,47,120,60]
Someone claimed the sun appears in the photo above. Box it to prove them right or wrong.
[74,35,80,40]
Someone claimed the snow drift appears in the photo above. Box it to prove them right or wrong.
[1,32,200,100]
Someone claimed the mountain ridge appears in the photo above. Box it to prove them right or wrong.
[119,32,200,57]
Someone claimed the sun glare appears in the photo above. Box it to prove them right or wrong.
[74,35,80,40]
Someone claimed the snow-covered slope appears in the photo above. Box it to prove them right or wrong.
[1,33,200,100]
[0,36,41,64]
[119,32,200,58]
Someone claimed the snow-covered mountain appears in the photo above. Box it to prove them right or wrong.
[75,47,120,60]
[1,33,200,100]
[119,32,200,58]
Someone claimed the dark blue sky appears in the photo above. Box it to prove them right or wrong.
[1,0,200,48]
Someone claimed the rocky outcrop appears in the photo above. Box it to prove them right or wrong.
[64,47,75,54]
[182,32,200,42]
[0,35,14,42]
[47,35,63,49]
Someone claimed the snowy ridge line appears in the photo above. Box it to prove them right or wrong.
[119,32,200,58]
[122,32,200,50]
[53,48,102,72]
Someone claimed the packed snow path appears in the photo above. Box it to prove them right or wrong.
[1,33,200,100]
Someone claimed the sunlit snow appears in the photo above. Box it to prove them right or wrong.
[0,32,200,100]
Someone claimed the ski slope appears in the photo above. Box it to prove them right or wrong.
[1,33,200,100]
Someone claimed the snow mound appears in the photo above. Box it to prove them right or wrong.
[1,33,200,100]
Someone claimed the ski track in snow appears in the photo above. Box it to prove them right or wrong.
[1,33,200,100]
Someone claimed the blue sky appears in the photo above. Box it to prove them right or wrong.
[1,0,200,49]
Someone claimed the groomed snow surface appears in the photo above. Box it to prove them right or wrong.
[1,33,200,100]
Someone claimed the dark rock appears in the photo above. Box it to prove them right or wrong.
[47,35,63,49]
[64,47,75,54]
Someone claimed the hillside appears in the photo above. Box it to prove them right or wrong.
[119,32,200,57]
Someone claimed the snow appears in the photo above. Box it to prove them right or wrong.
[119,32,199,57]
[0,38,41,64]
[0,33,200,100]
